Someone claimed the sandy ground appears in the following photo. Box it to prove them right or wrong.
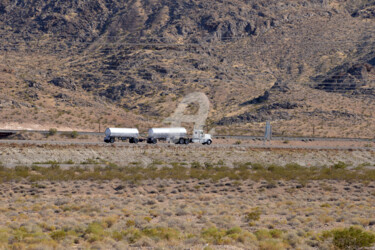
[0,179,374,249]
[0,142,375,249]
[0,123,87,132]
[0,142,374,168]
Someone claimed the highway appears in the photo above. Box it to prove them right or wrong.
[0,129,374,142]
[0,129,374,151]
[0,139,374,151]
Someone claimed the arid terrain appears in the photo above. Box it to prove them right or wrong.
[1,0,375,137]
[0,137,375,167]
[1,0,375,249]
[0,178,374,249]
[0,142,375,249]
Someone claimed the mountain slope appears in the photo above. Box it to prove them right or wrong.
[0,0,375,137]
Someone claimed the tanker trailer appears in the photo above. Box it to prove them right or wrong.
[147,127,188,144]
[104,128,139,143]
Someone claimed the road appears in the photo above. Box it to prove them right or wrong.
[0,129,374,142]
[0,139,374,151]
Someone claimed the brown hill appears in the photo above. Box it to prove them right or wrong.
[0,0,375,137]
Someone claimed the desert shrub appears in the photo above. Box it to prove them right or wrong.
[331,227,375,249]
[204,162,214,169]
[269,229,283,239]
[48,128,57,136]
[216,160,225,166]
[332,161,348,170]
[112,231,124,241]
[255,229,272,241]
[0,229,9,244]
[142,227,180,241]
[226,227,242,235]
[144,217,152,223]
[14,166,30,178]
[103,216,118,228]
[126,220,135,227]
[124,228,142,243]
[151,159,164,165]
[267,164,282,172]
[70,131,79,138]
[191,161,202,169]
[81,158,98,165]
[234,162,252,171]
[50,230,66,241]
[85,222,105,236]
[201,227,229,245]
[245,208,262,222]
[285,163,303,170]
[251,163,265,170]
[10,226,51,245]
[258,239,286,250]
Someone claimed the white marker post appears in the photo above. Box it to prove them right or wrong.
[264,120,272,142]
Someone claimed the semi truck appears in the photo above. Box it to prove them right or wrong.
[104,127,212,145]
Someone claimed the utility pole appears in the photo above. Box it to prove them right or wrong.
[264,120,272,141]
[312,124,315,137]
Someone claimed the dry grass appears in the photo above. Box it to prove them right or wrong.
[1,161,375,183]
[0,161,374,248]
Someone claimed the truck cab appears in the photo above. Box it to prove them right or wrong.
[192,130,212,145]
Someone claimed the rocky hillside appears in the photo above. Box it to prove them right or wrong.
[0,0,375,137]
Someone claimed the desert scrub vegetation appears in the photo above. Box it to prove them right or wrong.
[321,226,375,250]
[6,223,371,249]
[1,162,375,183]
[0,224,293,248]
[47,128,57,136]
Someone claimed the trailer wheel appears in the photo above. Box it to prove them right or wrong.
[152,138,157,144]
[134,138,139,144]
[206,139,212,145]
[184,138,190,145]
[110,137,115,143]
[179,138,185,144]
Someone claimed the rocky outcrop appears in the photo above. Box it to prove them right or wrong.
[49,77,77,91]
[1,0,375,124]
[217,102,299,125]
[352,5,375,18]
[315,62,375,92]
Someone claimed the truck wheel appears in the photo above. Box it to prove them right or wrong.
[206,139,212,145]
[184,138,190,144]
[110,138,115,143]
[129,138,134,143]
[179,138,185,144]
[152,138,157,144]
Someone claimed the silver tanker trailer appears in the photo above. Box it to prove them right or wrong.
[104,128,140,143]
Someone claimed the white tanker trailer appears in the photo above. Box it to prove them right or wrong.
[104,128,140,143]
